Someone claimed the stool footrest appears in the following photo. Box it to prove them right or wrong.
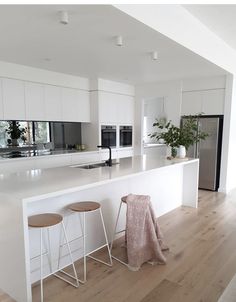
[87,254,112,267]
[111,255,129,267]
[54,270,79,288]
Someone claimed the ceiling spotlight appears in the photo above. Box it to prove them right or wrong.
[116,35,123,47]
[59,11,69,25]
[152,51,158,60]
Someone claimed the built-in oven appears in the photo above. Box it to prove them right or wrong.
[101,125,117,147]
[120,126,132,147]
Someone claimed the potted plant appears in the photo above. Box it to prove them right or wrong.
[149,115,208,159]
[149,120,180,158]
[6,121,26,146]
[178,115,208,158]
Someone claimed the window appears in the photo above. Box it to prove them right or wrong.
[33,122,50,143]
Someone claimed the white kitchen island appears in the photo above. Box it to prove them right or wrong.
[0,155,199,302]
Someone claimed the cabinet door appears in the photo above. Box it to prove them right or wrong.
[25,82,45,121]
[99,91,116,124]
[2,78,25,120]
[61,87,79,122]
[181,91,203,116]
[45,85,62,121]
[77,90,90,122]
[99,91,134,124]
[0,79,3,119]
[117,95,134,124]
[202,89,225,115]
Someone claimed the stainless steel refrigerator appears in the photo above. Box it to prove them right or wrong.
[181,115,223,191]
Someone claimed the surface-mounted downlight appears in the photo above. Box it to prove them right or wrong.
[60,11,69,25]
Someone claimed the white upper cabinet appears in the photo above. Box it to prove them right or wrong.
[99,91,134,124]
[76,90,90,122]
[181,91,202,116]
[45,85,62,121]
[0,79,3,119]
[25,82,45,121]
[181,89,225,116]
[2,78,25,120]
[117,94,134,124]
[202,89,225,115]
[61,87,90,122]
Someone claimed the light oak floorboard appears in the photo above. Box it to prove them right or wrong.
[2,190,236,302]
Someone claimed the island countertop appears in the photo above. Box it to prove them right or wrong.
[0,155,198,202]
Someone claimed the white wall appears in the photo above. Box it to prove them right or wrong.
[135,80,182,155]
[219,75,236,193]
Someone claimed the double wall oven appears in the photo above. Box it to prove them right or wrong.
[101,125,133,148]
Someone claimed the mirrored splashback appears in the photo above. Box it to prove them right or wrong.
[0,120,82,151]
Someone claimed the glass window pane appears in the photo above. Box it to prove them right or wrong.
[34,122,50,143]
[0,121,9,147]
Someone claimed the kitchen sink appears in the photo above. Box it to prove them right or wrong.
[71,162,119,169]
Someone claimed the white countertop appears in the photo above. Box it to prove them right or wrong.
[144,143,166,148]
[0,155,198,203]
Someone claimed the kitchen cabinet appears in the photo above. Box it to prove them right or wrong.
[25,82,45,121]
[117,148,133,158]
[181,89,225,116]
[45,85,62,121]
[62,88,90,122]
[181,91,202,116]
[76,90,90,122]
[0,79,3,119]
[99,91,134,124]
[202,89,225,115]
[2,78,25,120]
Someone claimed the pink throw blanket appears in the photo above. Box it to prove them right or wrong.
[126,194,168,271]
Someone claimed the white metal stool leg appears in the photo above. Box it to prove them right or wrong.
[40,228,44,302]
[83,212,86,283]
[76,208,113,283]
[110,201,129,267]
[54,221,79,288]
[87,208,113,267]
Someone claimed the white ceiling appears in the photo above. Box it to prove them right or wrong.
[0,5,226,84]
[184,5,236,51]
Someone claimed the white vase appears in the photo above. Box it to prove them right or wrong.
[178,145,186,159]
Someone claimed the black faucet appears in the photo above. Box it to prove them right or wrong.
[97,145,112,166]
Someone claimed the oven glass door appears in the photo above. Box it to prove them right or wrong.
[120,128,132,147]
[101,129,116,147]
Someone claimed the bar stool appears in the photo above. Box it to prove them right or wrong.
[110,195,129,267]
[28,213,79,302]
[68,201,112,283]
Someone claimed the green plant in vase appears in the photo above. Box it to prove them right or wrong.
[6,121,26,146]
[149,120,180,157]
[149,115,208,159]
[179,115,208,150]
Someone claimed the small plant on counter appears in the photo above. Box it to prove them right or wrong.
[149,115,208,158]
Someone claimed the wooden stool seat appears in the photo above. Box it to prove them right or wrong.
[121,196,128,203]
[28,213,63,228]
[69,201,101,212]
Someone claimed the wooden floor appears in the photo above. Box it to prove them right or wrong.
[2,189,236,302]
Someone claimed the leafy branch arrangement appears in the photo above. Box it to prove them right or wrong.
[149,115,208,157]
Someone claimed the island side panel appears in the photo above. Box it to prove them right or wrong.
[26,164,184,283]
[0,194,32,302]
[182,159,199,208]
